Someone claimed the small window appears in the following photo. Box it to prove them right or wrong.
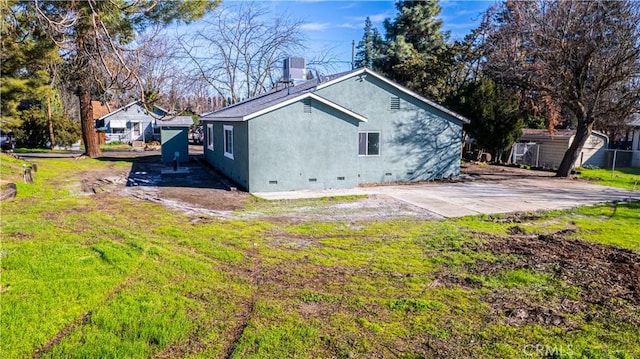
[309,178,317,182]
[224,125,234,159]
[358,132,380,156]
[337,176,345,181]
[390,96,400,110]
[207,124,214,150]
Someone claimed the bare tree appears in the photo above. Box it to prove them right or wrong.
[180,2,305,104]
[485,0,640,176]
[28,0,216,157]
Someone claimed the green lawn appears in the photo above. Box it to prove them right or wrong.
[1,154,639,358]
[578,167,640,190]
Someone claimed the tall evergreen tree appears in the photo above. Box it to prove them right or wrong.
[354,17,383,69]
[448,78,524,161]
[1,1,58,129]
[375,0,453,101]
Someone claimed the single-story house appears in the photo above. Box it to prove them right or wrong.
[629,114,640,167]
[515,129,608,169]
[96,101,191,144]
[200,61,469,192]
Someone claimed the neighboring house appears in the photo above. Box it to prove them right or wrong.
[96,101,188,143]
[200,61,469,192]
[630,113,640,167]
[516,129,608,169]
[92,101,114,144]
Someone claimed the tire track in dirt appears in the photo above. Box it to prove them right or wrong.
[220,247,261,359]
[32,278,134,358]
[153,248,262,359]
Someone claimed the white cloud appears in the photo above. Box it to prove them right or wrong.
[338,23,361,29]
[339,2,358,9]
[301,22,331,31]
[367,12,391,23]
[346,12,392,26]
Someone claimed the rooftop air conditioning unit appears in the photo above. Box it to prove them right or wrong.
[283,57,306,84]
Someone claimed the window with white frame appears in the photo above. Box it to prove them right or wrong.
[207,123,214,150]
[358,132,380,156]
[224,125,234,159]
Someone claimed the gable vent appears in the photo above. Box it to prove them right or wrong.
[390,96,400,110]
[303,98,312,113]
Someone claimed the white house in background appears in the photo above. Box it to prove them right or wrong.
[630,113,640,167]
[515,129,608,169]
[96,101,192,144]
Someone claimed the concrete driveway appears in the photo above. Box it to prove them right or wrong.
[254,177,640,218]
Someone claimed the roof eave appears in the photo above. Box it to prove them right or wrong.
[242,92,367,123]
[200,116,244,122]
[316,68,470,124]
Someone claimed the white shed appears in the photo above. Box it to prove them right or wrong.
[518,129,608,169]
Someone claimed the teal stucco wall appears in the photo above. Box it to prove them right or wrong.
[203,121,250,189]
[160,127,189,164]
[202,71,464,192]
[315,74,464,183]
[247,100,361,192]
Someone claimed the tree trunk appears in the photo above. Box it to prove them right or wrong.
[556,120,593,177]
[47,99,55,150]
[78,84,102,157]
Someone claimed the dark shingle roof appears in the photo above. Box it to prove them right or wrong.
[200,68,469,124]
[156,116,193,127]
[201,70,356,120]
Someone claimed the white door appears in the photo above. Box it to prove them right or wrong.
[132,122,141,140]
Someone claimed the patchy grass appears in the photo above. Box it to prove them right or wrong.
[1,153,639,358]
[578,167,640,190]
[100,143,134,151]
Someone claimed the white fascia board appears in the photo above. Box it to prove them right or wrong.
[98,100,140,121]
[306,93,368,122]
[318,68,470,124]
[315,68,366,89]
[243,92,367,123]
[199,116,243,122]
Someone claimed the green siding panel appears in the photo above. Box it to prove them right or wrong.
[160,127,189,164]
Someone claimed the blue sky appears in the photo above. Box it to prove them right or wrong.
[262,0,495,71]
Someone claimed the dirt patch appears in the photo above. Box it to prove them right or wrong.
[460,162,555,181]
[469,229,640,327]
[159,187,247,211]
[483,230,640,303]
[0,182,17,201]
[78,156,250,216]
[241,195,439,223]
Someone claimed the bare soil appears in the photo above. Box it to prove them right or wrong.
[460,162,556,181]
[79,154,250,216]
[469,226,640,327]
[78,153,438,222]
